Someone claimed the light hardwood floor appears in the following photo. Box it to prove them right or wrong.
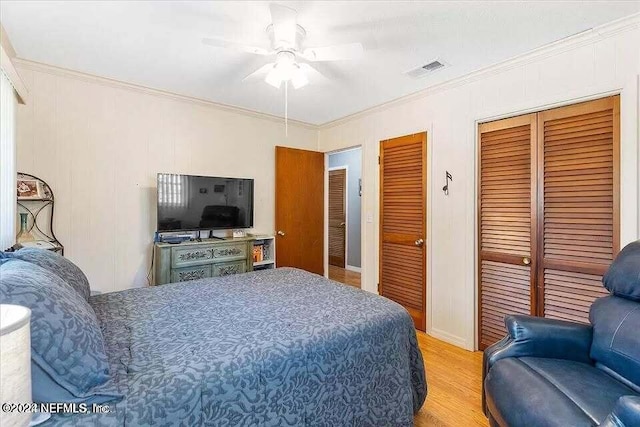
[328,265,361,288]
[415,333,488,426]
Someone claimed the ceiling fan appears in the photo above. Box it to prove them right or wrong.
[202,3,364,90]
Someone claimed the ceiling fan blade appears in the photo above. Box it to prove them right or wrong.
[242,63,276,82]
[202,37,270,55]
[269,4,297,48]
[301,43,364,62]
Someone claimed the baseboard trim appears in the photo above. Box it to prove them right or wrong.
[345,265,362,273]
[427,327,472,351]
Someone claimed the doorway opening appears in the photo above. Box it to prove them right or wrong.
[326,147,362,288]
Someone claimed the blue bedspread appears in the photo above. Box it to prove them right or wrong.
[45,268,427,426]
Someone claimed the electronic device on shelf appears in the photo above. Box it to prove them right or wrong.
[160,234,193,245]
[156,174,254,233]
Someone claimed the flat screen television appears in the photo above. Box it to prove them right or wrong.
[157,173,254,232]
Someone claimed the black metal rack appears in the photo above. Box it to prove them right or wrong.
[15,172,64,254]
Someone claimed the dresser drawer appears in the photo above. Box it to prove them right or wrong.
[171,242,247,268]
[211,260,247,277]
[171,265,212,283]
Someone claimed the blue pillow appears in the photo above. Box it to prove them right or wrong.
[603,240,640,301]
[0,260,119,403]
[1,249,91,300]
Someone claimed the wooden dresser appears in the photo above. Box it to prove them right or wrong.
[153,235,274,285]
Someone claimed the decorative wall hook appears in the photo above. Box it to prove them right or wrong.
[442,171,453,195]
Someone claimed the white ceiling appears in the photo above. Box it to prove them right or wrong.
[2,1,639,125]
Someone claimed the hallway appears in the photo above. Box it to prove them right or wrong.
[328,265,361,288]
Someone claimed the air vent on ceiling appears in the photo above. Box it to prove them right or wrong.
[405,59,447,79]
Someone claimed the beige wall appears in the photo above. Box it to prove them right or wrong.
[14,15,639,351]
[16,62,318,293]
[318,18,640,349]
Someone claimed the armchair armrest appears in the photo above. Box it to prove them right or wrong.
[482,315,593,415]
[601,396,640,427]
[486,315,593,366]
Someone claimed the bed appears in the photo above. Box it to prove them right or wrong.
[39,267,426,426]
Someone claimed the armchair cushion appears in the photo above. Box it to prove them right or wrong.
[518,357,636,423]
[603,239,640,301]
[482,314,594,416]
[485,357,638,427]
[485,358,593,427]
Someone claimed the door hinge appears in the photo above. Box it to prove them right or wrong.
[378,156,380,164]
[377,282,381,293]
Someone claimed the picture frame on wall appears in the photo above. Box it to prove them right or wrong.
[17,179,44,200]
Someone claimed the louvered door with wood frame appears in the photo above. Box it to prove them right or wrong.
[478,96,619,350]
[380,132,427,331]
[479,114,537,349]
[537,96,619,323]
[329,168,347,267]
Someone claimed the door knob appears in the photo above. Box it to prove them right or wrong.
[277,230,286,236]
[414,238,424,247]
[340,222,346,227]
[522,257,531,266]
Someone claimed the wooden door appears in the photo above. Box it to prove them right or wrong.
[275,146,324,275]
[537,96,620,322]
[478,114,537,350]
[328,168,347,268]
[379,133,427,331]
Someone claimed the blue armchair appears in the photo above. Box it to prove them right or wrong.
[483,240,640,427]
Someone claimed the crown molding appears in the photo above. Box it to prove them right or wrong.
[0,23,17,58]
[1,22,28,104]
[1,45,29,104]
[320,12,640,130]
[13,58,319,130]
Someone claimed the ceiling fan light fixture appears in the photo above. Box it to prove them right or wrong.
[202,3,364,135]
[265,51,308,89]
[264,65,282,88]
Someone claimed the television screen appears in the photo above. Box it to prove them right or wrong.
[157,174,254,232]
